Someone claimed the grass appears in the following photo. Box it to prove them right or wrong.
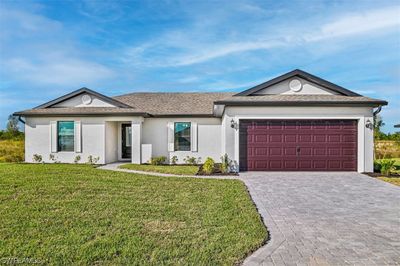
[119,163,199,175]
[0,163,266,265]
[378,177,400,186]
[0,140,24,162]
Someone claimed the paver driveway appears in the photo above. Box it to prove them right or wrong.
[241,172,400,266]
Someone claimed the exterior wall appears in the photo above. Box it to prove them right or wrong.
[254,77,339,95]
[53,93,115,107]
[25,117,106,164]
[24,116,143,164]
[105,121,118,163]
[223,106,375,172]
[142,117,222,164]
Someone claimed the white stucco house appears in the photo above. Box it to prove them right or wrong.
[14,70,387,172]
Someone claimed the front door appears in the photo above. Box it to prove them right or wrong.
[121,124,132,159]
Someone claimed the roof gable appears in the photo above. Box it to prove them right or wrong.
[35,88,132,109]
[235,69,361,97]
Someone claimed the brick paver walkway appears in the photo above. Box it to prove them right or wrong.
[241,172,400,265]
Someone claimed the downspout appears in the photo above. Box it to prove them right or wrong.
[17,116,26,124]
[373,106,382,116]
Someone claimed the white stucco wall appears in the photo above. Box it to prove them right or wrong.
[105,121,118,163]
[25,117,106,164]
[24,116,143,164]
[254,77,340,95]
[223,106,374,172]
[142,117,222,164]
[53,93,115,107]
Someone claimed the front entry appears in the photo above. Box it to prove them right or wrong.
[121,124,132,159]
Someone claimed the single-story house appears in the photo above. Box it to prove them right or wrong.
[14,69,387,172]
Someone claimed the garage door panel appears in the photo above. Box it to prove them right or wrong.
[239,119,357,171]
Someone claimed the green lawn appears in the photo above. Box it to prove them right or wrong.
[0,163,266,265]
[378,177,400,186]
[119,163,199,175]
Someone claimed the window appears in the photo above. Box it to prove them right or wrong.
[174,122,191,151]
[58,121,74,152]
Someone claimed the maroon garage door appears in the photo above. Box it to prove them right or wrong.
[239,120,357,171]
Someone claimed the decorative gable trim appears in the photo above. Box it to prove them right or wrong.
[234,69,361,97]
[34,87,132,109]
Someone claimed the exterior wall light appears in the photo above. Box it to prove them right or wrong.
[365,119,373,130]
[230,119,238,129]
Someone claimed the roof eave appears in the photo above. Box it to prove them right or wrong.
[214,100,388,107]
[34,87,132,109]
[13,111,150,117]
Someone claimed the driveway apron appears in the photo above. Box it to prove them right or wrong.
[240,172,400,266]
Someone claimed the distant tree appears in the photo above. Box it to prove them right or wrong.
[373,114,385,140]
[6,115,19,134]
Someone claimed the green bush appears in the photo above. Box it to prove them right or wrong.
[220,153,232,174]
[32,154,42,163]
[203,157,215,175]
[74,155,81,164]
[87,155,100,165]
[380,159,396,176]
[374,160,382,172]
[183,156,201,165]
[150,156,167,165]
[170,155,178,165]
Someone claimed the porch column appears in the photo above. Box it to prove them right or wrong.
[131,121,142,164]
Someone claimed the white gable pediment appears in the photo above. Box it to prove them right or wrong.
[52,93,117,108]
[252,77,339,96]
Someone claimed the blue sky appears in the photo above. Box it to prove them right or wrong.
[0,0,399,132]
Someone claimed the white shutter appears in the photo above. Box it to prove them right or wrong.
[75,121,82,153]
[167,122,174,152]
[50,121,57,153]
[191,122,198,152]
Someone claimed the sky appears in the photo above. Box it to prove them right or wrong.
[0,0,399,132]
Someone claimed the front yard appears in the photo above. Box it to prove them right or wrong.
[0,163,266,265]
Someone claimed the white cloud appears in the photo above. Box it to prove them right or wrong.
[5,57,115,86]
[123,6,400,67]
[307,7,400,41]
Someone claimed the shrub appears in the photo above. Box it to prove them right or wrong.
[150,156,166,165]
[33,154,42,163]
[49,154,56,162]
[183,156,201,165]
[203,157,215,175]
[220,153,232,174]
[374,160,382,172]
[87,155,100,164]
[74,155,81,164]
[170,155,178,165]
[380,159,396,176]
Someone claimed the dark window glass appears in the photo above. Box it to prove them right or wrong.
[58,121,74,152]
[174,122,191,151]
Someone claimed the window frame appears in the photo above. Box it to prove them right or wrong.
[57,121,75,152]
[174,122,191,151]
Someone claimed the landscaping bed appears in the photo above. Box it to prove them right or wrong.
[0,163,267,264]
[368,158,400,186]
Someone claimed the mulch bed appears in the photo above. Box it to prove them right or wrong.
[197,163,238,176]
[364,172,400,178]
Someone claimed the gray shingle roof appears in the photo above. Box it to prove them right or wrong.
[113,92,235,116]
[215,95,387,106]
[14,107,147,116]
[14,92,387,117]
